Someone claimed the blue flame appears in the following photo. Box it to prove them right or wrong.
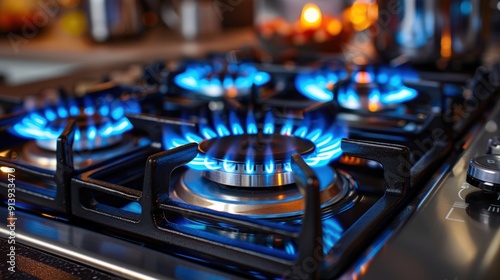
[338,89,362,110]
[280,120,293,136]
[11,97,141,142]
[246,110,257,134]
[263,111,274,135]
[174,62,270,97]
[264,145,274,174]
[223,161,236,172]
[99,102,110,116]
[164,111,346,171]
[45,108,57,121]
[214,114,230,137]
[245,147,255,174]
[229,111,244,135]
[84,97,95,115]
[111,105,125,120]
[381,87,417,103]
[295,64,348,102]
[69,99,79,116]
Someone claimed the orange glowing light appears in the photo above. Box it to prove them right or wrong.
[441,31,452,58]
[359,262,370,275]
[368,101,379,112]
[348,1,378,31]
[340,156,362,165]
[368,3,379,21]
[355,71,372,84]
[300,3,322,29]
[326,18,342,36]
[351,2,368,24]
[42,213,57,219]
[326,81,335,91]
[61,10,87,36]
[226,87,238,98]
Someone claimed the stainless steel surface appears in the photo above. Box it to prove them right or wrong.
[467,154,500,184]
[173,166,351,218]
[202,162,295,187]
[375,0,489,66]
[86,0,144,42]
[0,208,246,280]
[356,97,500,279]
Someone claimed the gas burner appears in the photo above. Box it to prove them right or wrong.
[11,96,140,151]
[172,165,353,218]
[174,61,271,98]
[198,134,315,187]
[165,110,346,188]
[295,61,348,102]
[338,66,419,112]
[21,134,138,170]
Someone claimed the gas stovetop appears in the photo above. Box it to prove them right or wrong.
[1,50,499,279]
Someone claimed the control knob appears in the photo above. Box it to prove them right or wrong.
[466,154,500,193]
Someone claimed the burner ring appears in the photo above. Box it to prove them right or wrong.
[172,166,351,219]
[36,132,122,152]
[174,62,271,99]
[202,162,295,187]
[198,134,315,187]
[35,114,123,152]
[21,134,136,171]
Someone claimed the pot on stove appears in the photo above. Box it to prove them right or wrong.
[374,0,491,68]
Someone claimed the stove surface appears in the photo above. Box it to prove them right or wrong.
[0,48,499,279]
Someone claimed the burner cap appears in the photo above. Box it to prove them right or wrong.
[198,134,315,187]
[199,134,315,163]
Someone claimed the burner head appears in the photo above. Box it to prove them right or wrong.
[174,61,271,98]
[338,67,419,112]
[11,96,140,152]
[295,63,419,110]
[198,134,315,187]
[165,110,346,188]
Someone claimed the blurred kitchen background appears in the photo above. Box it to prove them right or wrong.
[0,0,498,89]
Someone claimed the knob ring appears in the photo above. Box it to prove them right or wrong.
[466,174,500,193]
